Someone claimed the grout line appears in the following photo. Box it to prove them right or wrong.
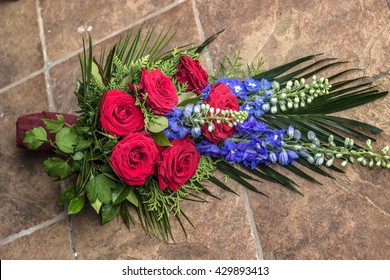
[36,0,56,111]
[240,186,265,260]
[60,181,78,260]
[0,212,67,246]
[0,68,44,95]
[191,0,215,75]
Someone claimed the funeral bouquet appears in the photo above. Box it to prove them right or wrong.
[16,28,389,240]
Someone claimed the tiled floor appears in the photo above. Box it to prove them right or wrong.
[0,0,389,260]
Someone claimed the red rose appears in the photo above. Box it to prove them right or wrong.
[174,55,209,94]
[110,132,160,186]
[158,137,201,191]
[139,68,178,115]
[99,90,144,137]
[202,84,239,144]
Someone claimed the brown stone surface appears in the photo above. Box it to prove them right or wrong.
[0,75,63,239]
[72,177,257,260]
[0,0,44,88]
[0,219,73,260]
[50,56,81,114]
[40,0,175,62]
[198,0,390,259]
[0,0,389,261]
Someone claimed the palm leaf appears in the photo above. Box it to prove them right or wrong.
[233,54,388,193]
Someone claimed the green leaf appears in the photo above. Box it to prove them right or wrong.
[112,185,131,205]
[91,198,102,214]
[55,127,79,154]
[147,116,169,133]
[86,174,115,204]
[177,92,200,107]
[126,189,139,207]
[120,201,133,229]
[151,131,172,147]
[57,186,76,206]
[101,204,120,225]
[23,127,47,149]
[72,151,84,161]
[74,127,90,135]
[68,196,85,214]
[43,115,64,133]
[43,157,73,180]
[91,59,104,86]
[75,139,93,152]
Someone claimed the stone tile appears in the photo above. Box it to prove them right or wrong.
[50,56,81,114]
[0,219,73,259]
[72,175,257,260]
[198,0,390,80]
[0,75,63,239]
[0,0,44,88]
[198,0,390,259]
[40,0,175,62]
[248,168,390,259]
[50,0,203,114]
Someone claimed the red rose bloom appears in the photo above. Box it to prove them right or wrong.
[158,137,201,191]
[99,90,144,137]
[202,84,239,144]
[110,132,160,186]
[174,55,209,94]
[139,68,178,115]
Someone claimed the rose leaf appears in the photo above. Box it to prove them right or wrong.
[101,204,120,225]
[68,196,85,214]
[151,131,172,147]
[43,157,74,180]
[23,127,47,150]
[86,174,114,204]
[55,127,79,154]
[147,116,168,133]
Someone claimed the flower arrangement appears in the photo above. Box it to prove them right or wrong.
[17,28,389,240]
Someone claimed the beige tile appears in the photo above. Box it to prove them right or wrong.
[41,0,175,62]
[0,75,63,239]
[0,219,73,260]
[0,0,44,88]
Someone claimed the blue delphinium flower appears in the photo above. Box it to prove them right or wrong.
[253,96,266,117]
[244,77,261,92]
[269,151,278,164]
[245,137,269,168]
[264,129,285,147]
[220,140,249,163]
[164,107,191,139]
[216,77,232,87]
[278,149,289,165]
[259,78,273,91]
[182,103,194,117]
[236,116,269,135]
[200,84,211,100]
[228,78,248,100]
[240,101,256,116]
[191,125,201,138]
[196,139,221,158]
